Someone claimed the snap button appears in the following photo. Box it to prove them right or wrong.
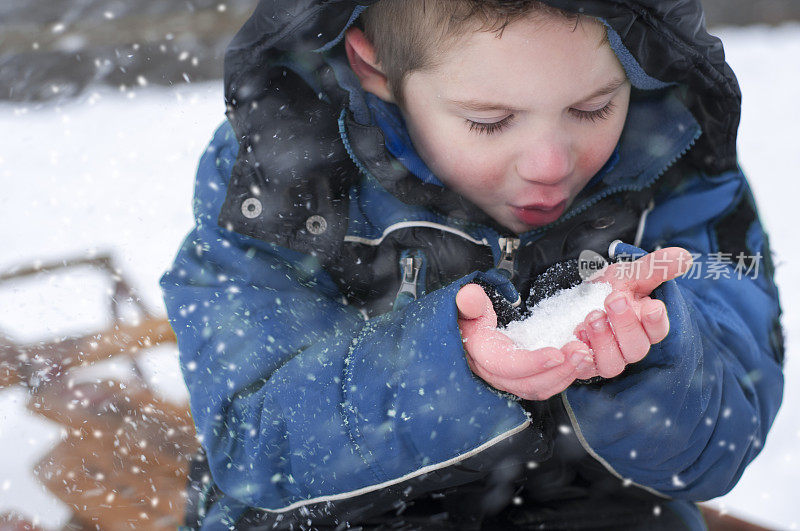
[306,215,327,235]
[241,198,262,218]
[591,216,615,229]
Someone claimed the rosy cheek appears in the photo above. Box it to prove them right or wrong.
[576,140,615,177]
[450,154,505,189]
[412,121,504,193]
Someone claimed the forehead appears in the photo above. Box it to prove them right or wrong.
[423,15,623,106]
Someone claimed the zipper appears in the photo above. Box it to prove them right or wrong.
[397,255,422,299]
[393,250,425,312]
[496,237,520,279]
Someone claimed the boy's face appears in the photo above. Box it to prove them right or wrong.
[397,16,631,234]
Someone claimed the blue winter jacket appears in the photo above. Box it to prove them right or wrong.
[160,1,784,529]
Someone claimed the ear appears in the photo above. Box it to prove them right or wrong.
[344,27,396,103]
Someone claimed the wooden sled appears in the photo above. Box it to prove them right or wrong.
[1,254,196,530]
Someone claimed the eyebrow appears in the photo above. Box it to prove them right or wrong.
[447,77,628,113]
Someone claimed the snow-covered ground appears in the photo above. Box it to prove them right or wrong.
[0,23,798,530]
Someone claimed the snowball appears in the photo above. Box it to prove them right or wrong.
[501,281,612,350]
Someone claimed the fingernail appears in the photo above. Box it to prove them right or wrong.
[607,295,628,314]
[646,306,664,322]
[576,361,593,372]
[571,350,590,366]
[589,313,606,331]
[544,351,565,368]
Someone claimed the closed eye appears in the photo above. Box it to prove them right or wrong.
[465,115,515,135]
[465,101,617,136]
[569,101,616,123]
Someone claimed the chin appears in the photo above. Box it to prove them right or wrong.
[506,220,533,234]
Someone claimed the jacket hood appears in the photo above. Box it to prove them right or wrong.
[217,0,735,258]
[224,0,741,175]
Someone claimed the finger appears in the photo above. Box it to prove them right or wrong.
[640,297,670,344]
[605,292,651,364]
[629,247,693,296]
[574,361,599,381]
[465,360,522,398]
[574,324,591,349]
[464,350,529,399]
[463,348,531,396]
[504,350,586,400]
[562,340,597,380]
[462,325,565,379]
[584,310,626,378]
[456,283,492,321]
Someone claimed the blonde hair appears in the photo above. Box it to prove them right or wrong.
[360,0,610,107]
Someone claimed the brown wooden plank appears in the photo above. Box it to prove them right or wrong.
[26,318,175,371]
[35,437,188,531]
[29,378,198,474]
[4,318,175,389]
[0,335,24,388]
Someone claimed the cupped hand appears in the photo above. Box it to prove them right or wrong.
[575,247,693,378]
[456,283,595,401]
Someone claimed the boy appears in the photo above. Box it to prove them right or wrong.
[160,0,784,529]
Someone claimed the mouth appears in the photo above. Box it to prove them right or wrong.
[511,200,567,227]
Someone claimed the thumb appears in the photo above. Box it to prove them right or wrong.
[631,247,693,295]
[457,283,493,321]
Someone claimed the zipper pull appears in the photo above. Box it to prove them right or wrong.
[496,237,520,279]
[397,256,422,300]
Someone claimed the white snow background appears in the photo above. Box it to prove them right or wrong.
[1,23,798,529]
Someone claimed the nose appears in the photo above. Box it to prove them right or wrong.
[515,138,573,185]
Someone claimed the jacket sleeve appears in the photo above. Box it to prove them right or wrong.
[562,165,784,501]
[159,122,537,522]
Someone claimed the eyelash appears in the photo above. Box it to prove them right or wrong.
[465,101,617,136]
[571,101,617,123]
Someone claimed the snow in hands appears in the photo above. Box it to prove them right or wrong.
[502,280,612,351]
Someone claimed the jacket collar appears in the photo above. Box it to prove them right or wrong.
[597,88,701,190]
